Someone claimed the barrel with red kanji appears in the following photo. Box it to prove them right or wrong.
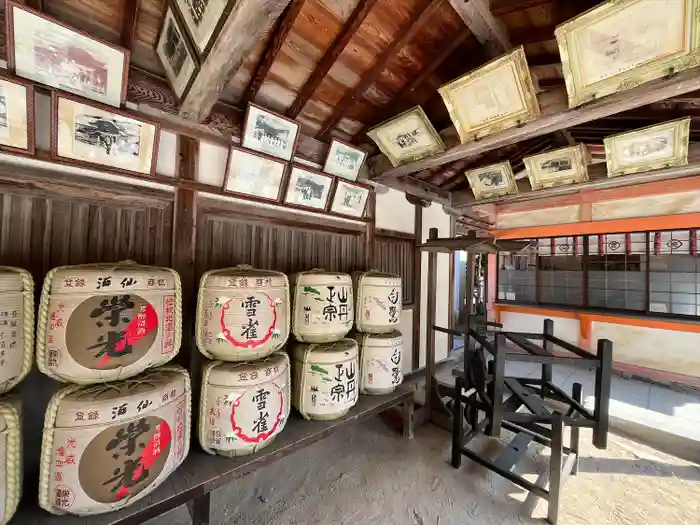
[199,352,290,457]
[196,266,290,362]
[354,330,403,395]
[39,365,191,516]
[36,262,182,384]
[0,397,21,525]
[0,266,34,394]
[353,270,402,334]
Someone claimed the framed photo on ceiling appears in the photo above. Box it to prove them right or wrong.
[0,74,35,156]
[223,146,287,201]
[438,46,539,143]
[6,1,129,108]
[604,118,691,178]
[323,138,368,181]
[367,106,445,167]
[156,6,199,100]
[172,0,234,57]
[330,180,370,218]
[555,0,700,108]
[51,92,160,176]
[524,144,589,191]
[242,103,300,162]
[284,164,333,211]
[465,162,517,201]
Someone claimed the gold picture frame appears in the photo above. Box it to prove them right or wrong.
[525,144,589,191]
[604,118,691,178]
[465,162,517,200]
[367,106,445,167]
[438,46,540,143]
[555,0,700,108]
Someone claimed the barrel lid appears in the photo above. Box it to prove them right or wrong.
[201,266,288,289]
[48,261,177,294]
[354,270,399,279]
[206,351,289,387]
[294,269,352,280]
[293,339,358,363]
[0,267,27,292]
[361,330,403,340]
[204,266,287,279]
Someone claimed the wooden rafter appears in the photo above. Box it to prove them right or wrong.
[448,0,511,57]
[317,0,444,140]
[120,0,139,51]
[25,0,43,11]
[285,0,379,119]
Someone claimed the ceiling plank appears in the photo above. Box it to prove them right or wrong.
[120,0,139,51]
[178,0,293,122]
[242,0,307,106]
[371,68,700,183]
[285,0,380,119]
[317,0,444,140]
[448,0,511,57]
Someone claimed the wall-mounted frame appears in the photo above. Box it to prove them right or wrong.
[6,1,129,108]
[465,161,518,200]
[241,103,300,162]
[172,0,235,58]
[323,138,368,181]
[604,118,691,178]
[525,144,589,191]
[156,5,199,101]
[330,179,371,218]
[438,46,540,143]
[367,106,445,167]
[223,145,287,202]
[51,92,160,177]
[555,0,700,108]
[0,74,35,156]
[284,164,333,211]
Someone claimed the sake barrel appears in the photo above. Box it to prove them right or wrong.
[36,262,182,384]
[0,267,34,393]
[197,266,290,362]
[354,331,403,395]
[199,352,290,457]
[39,365,191,516]
[354,271,402,334]
[292,270,354,343]
[0,397,21,525]
[292,339,359,420]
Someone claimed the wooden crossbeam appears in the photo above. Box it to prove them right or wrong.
[120,0,139,51]
[448,0,511,57]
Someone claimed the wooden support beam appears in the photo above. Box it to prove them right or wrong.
[120,0,139,51]
[286,0,379,119]
[448,0,511,57]
[179,0,292,122]
[317,0,444,140]
[24,0,43,10]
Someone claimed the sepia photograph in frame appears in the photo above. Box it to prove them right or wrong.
[323,138,368,181]
[156,6,199,100]
[172,0,234,57]
[6,1,129,108]
[555,0,700,109]
[525,144,589,191]
[0,74,35,156]
[465,161,518,201]
[330,180,370,218]
[604,118,691,178]
[284,164,333,211]
[367,106,445,167]
[51,92,160,177]
[438,46,540,143]
[223,146,287,202]
[241,103,300,162]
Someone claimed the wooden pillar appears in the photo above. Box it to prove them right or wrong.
[365,190,376,270]
[424,227,438,417]
[412,203,423,371]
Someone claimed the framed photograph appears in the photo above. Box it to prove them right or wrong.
[0,75,35,156]
[284,164,333,210]
[157,6,199,100]
[6,1,129,108]
[524,144,589,191]
[323,138,368,181]
[367,106,445,167]
[604,118,691,178]
[555,0,700,108]
[223,146,287,201]
[51,93,160,176]
[241,103,300,161]
[438,47,540,143]
[330,180,370,218]
[172,0,234,57]
[465,162,517,200]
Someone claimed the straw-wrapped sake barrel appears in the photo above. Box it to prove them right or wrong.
[199,352,290,457]
[354,331,403,395]
[292,339,359,420]
[196,266,290,361]
[0,397,21,525]
[39,365,191,516]
[0,267,34,393]
[354,271,402,334]
[36,262,181,384]
[291,270,354,343]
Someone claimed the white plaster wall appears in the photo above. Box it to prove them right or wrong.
[499,311,580,347]
[198,141,230,186]
[375,187,415,233]
[496,205,580,229]
[592,191,700,220]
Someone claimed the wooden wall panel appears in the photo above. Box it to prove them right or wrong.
[374,234,415,305]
